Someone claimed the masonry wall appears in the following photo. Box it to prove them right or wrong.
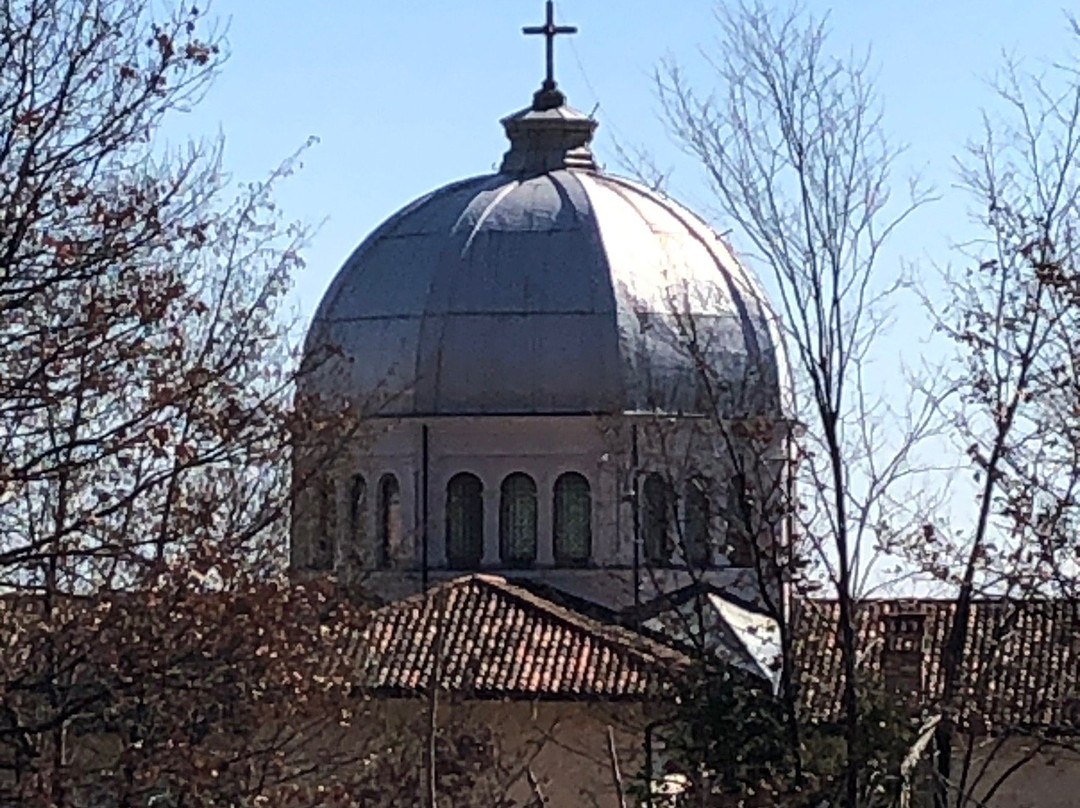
[51,690,1080,807]
[292,413,786,612]
[392,699,652,806]
[59,696,653,807]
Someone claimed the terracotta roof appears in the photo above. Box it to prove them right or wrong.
[795,599,1080,731]
[350,575,689,699]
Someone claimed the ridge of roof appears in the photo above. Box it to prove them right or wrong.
[496,576,623,623]
[370,574,690,669]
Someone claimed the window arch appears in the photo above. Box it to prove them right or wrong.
[684,477,711,568]
[348,474,367,564]
[642,473,674,567]
[553,472,591,566]
[377,474,403,569]
[500,473,537,566]
[725,473,755,567]
[446,473,484,569]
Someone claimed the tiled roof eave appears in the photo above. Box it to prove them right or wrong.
[793,597,1080,734]
[351,575,689,700]
[355,685,677,703]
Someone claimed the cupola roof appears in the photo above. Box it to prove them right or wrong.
[301,5,790,420]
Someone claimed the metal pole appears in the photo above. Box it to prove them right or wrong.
[544,1,555,86]
[422,424,430,593]
[631,423,641,607]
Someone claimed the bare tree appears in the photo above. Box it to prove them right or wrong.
[0,0,303,589]
[653,3,937,805]
[0,0,409,803]
[925,28,1080,806]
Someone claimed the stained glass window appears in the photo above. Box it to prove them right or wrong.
[643,473,674,567]
[312,475,336,570]
[500,473,538,566]
[684,477,711,568]
[378,474,403,569]
[553,472,591,566]
[349,474,367,565]
[446,473,484,569]
[725,472,755,567]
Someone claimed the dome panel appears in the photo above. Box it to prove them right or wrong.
[384,175,505,237]
[304,149,790,418]
[310,317,422,412]
[430,229,613,315]
[466,175,576,233]
[580,175,734,316]
[416,312,623,414]
[319,235,439,320]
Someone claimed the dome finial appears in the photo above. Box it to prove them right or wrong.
[522,1,577,111]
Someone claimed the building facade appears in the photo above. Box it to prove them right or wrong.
[283,9,1080,806]
[291,47,791,614]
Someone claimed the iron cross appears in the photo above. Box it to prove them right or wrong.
[523,1,577,90]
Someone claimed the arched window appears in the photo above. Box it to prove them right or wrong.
[725,473,755,567]
[553,472,591,566]
[500,473,537,566]
[348,474,367,565]
[378,474,403,569]
[684,477,711,568]
[446,473,484,569]
[642,473,674,567]
[312,475,336,570]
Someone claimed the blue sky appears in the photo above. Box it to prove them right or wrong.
[166,1,1076,589]
[177,0,1074,320]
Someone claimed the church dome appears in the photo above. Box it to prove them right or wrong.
[304,98,789,419]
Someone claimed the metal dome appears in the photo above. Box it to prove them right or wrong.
[303,101,789,419]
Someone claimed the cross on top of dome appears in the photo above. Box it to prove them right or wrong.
[523,1,577,111]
